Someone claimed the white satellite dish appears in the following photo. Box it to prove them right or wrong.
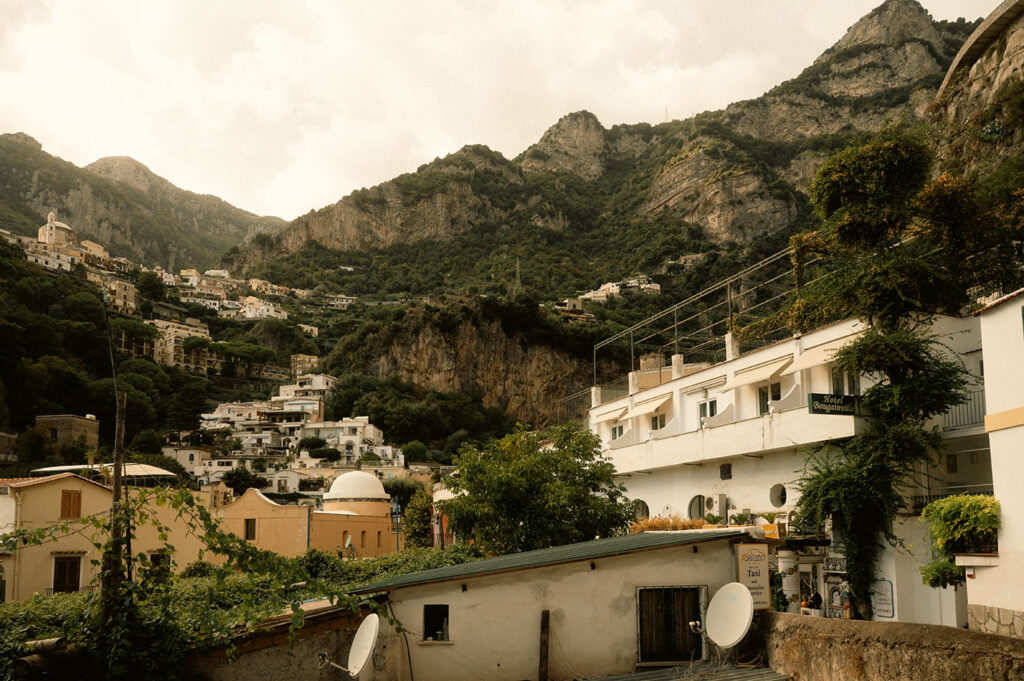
[318,613,380,677]
[704,582,754,649]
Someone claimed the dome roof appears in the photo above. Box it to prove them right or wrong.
[323,471,389,501]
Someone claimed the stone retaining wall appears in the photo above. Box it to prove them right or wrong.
[760,612,1024,681]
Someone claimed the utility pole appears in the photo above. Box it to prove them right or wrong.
[100,391,127,627]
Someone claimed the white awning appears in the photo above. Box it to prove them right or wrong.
[625,394,672,419]
[683,377,727,395]
[722,355,793,391]
[782,334,861,376]
[591,408,627,424]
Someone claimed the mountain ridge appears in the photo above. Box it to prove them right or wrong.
[0,135,284,270]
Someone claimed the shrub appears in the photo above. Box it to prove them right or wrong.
[629,515,704,533]
[920,494,1000,588]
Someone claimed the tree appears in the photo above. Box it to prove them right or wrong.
[309,447,341,462]
[792,132,975,617]
[129,429,165,455]
[136,271,166,301]
[404,487,434,548]
[440,423,633,554]
[221,467,268,493]
[401,440,429,461]
[383,477,423,511]
[297,436,327,451]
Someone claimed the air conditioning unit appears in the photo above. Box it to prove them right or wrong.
[704,493,728,517]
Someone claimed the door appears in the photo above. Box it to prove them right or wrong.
[638,587,703,663]
[53,556,81,593]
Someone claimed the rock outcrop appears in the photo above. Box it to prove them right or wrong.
[520,111,607,180]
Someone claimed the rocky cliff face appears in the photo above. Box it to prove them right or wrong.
[230,0,979,270]
[373,315,592,426]
[0,136,283,269]
[932,4,1024,174]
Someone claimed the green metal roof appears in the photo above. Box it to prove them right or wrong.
[350,529,748,594]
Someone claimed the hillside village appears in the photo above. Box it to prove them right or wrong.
[3,1,1024,680]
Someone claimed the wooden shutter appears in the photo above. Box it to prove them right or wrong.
[53,557,81,593]
[60,490,82,519]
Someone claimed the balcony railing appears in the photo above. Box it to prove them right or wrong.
[910,483,994,512]
[943,389,986,430]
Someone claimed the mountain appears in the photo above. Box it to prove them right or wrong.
[226,0,979,287]
[0,135,284,270]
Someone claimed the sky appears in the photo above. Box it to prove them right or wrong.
[0,0,996,220]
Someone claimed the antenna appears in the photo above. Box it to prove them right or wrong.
[688,582,754,649]
[318,613,380,677]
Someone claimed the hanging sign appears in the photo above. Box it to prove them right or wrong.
[737,543,770,610]
[808,393,857,415]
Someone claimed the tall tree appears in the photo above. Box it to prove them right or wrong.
[792,131,976,617]
[440,423,633,554]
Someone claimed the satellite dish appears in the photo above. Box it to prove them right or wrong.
[317,613,379,677]
[704,582,754,649]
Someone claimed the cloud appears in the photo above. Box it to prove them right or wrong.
[0,0,995,220]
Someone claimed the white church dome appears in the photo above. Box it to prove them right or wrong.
[323,471,389,501]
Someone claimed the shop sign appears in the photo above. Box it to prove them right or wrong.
[872,579,894,618]
[808,393,858,415]
[737,543,770,610]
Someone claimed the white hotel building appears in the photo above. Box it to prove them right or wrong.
[588,314,990,628]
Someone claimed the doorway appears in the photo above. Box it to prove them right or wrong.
[637,586,704,664]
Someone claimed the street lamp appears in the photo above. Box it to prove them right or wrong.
[389,498,402,552]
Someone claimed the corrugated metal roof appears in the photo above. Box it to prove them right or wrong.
[350,529,749,594]
[584,663,789,681]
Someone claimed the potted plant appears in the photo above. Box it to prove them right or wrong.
[920,494,1000,587]
[703,513,724,528]
[729,512,752,526]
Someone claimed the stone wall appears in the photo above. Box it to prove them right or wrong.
[187,608,367,681]
[969,603,1024,638]
[760,612,1024,681]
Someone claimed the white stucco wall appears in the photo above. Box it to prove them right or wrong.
[972,295,1024,613]
[366,538,741,681]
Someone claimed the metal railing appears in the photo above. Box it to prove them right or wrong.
[45,585,100,596]
[910,483,994,512]
[943,389,987,430]
[596,378,629,406]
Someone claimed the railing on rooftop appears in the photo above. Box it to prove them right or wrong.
[592,245,828,387]
[943,389,987,431]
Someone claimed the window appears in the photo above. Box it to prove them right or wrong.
[719,463,732,480]
[698,399,718,423]
[770,484,787,508]
[377,531,382,548]
[52,556,81,593]
[0,565,5,604]
[831,368,860,396]
[946,454,959,474]
[634,500,650,520]
[360,531,366,548]
[687,495,705,521]
[610,425,624,440]
[423,604,450,641]
[60,490,81,520]
[651,413,666,431]
[244,518,256,541]
[758,382,782,415]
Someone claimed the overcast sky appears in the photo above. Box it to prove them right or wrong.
[0,0,995,220]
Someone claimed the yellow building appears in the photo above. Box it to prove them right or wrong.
[311,471,404,557]
[0,473,205,602]
[215,488,311,558]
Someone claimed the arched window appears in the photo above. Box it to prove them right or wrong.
[770,484,787,508]
[687,495,706,521]
[377,531,382,548]
[360,530,367,548]
[634,500,650,520]
[342,530,349,546]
